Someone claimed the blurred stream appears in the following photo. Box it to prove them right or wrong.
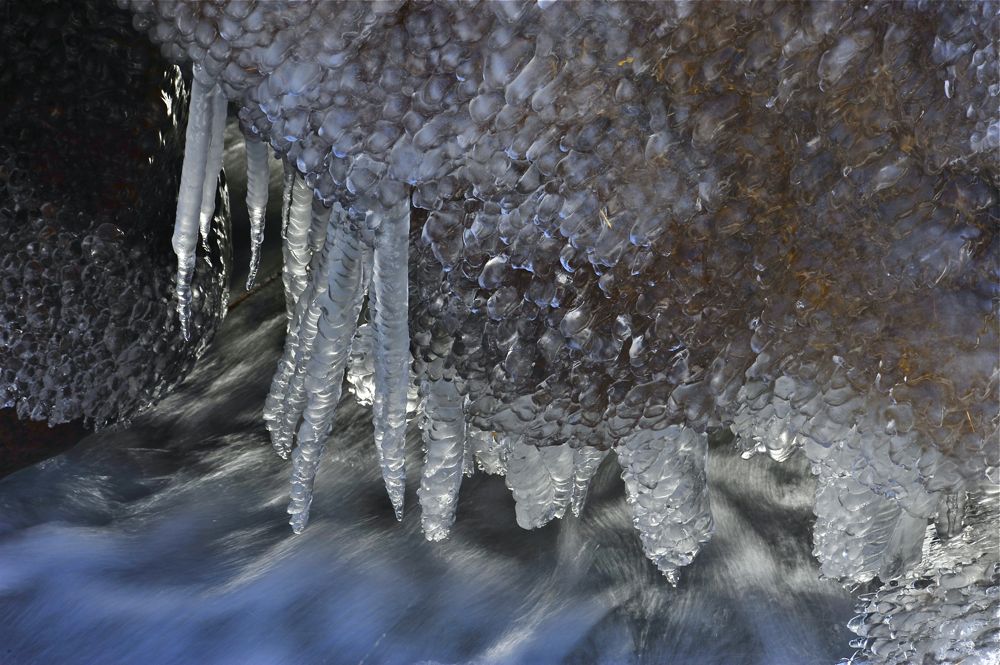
[0,128,856,665]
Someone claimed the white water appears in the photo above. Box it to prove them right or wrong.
[0,234,856,665]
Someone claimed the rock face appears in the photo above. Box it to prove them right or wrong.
[118,1,996,659]
[0,0,231,441]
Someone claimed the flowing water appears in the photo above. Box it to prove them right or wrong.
[0,276,856,665]
[0,122,858,665]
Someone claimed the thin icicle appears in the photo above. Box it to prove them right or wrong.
[198,83,228,247]
[935,488,967,540]
[505,439,575,529]
[370,193,412,520]
[417,377,467,541]
[569,446,609,517]
[616,426,713,583]
[244,137,270,289]
[263,205,337,458]
[288,209,372,533]
[281,175,315,325]
[172,68,216,340]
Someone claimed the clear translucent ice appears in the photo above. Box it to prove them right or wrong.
[130,1,999,660]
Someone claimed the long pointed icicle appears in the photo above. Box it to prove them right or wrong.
[417,377,467,541]
[171,69,216,340]
[370,194,412,520]
[505,439,575,529]
[570,446,609,517]
[263,206,337,458]
[275,203,340,456]
[244,137,270,289]
[198,84,228,248]
[281,175,315,325]
[616,426,714,583]
[288,210,372,533]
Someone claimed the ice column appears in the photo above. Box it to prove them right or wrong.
[417,377,467,541]
[288,210,373,533]
[616,426,714,583]
[244,137,270,289]
[370,193,412,520]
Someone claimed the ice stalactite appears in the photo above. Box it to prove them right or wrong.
[263,174,324,454]
[467,429,507,476]
[243,137,269,289]
[616,426,714,583]
[505,440,575,529]
[287,208,372,533]
[346,324,376,407]
[935,489,967,540]
[370,193,413,520]
[281,176,316,325]
[263,206,337,459]
[171,68,219,341]
[813,473,928,583]
[345,322,421,413]
[569,447,609,517]
[417,377,467,541]
[198,84,228,248]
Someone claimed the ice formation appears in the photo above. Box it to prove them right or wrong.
[120,0,998,660]
[0,0,230,429]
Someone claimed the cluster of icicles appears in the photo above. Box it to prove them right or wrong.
[173,62,709,579]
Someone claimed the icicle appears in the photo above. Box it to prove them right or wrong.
[244,137,270,289]
[171,68,216,340]
[462,430,476,477]
[287,209,373,533]
[369,194,412,520]
[346,323,376,407]
[505,439,574,529]
[616,426,713,583]
[935,489,967,540]
[569,446,609,517]
[467,428,508,475]
[813,472,928,582]
[417,377,467,541]
[198,84,228,248]
[281,175,315,325]
[263,206,337,458]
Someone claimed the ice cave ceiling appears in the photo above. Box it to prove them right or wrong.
[1,0,998,663]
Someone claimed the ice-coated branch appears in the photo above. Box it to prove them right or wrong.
[370,193,412,520]
[616,426,714,583]
[171,68,216,340]
[244,137,270,289]
[288,209,373,533]
[417,377,467,541]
